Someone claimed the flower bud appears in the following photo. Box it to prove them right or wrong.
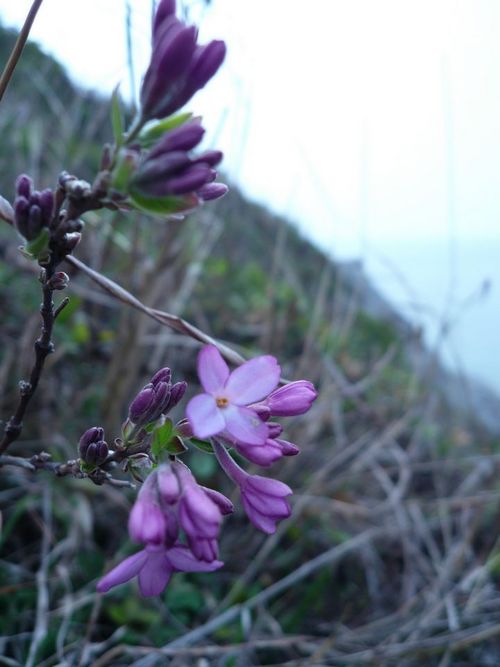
[15,174,33,199]
[48,271,69,291]
[79,427,108,466]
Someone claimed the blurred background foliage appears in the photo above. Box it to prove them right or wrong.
[1,21,500,667]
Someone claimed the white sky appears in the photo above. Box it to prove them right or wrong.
[1,0,500,392]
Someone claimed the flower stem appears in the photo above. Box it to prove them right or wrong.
[0,266,55,454]
[0,0,45,104]
[213,439,245,485]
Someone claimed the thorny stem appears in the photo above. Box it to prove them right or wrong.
[0,265,56,455]
[0,0,45,104]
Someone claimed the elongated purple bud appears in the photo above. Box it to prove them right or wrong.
[167,164,214,195]
[163,381,187,413]
[197,183,228,202]
[16,174,32,199]
[39,189,54,224]
[153,0,177,39]
[149,121,204,157]
[194,150,223,167]
[151,367,172,386]
[27,205,42,239]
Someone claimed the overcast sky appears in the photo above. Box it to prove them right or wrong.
[1,0,500,390]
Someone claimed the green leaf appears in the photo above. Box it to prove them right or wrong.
[190,438,214,454]
[151,419,174,458]
[26,227,49,259]
[111,87,124,148]
[129,189,193,216]
[110,149,136,192]
[138,112,193,148]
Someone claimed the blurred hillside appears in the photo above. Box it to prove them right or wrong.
[1,24,500,667]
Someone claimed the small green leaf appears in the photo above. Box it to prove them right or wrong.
[111,87,124,148]
[80,460,95,474]
[129,189,193,216]
[151,420,174,458]
[26,227,50,259]
[139,112,193,148]
[110,149,137,192]
[190,438,214,454]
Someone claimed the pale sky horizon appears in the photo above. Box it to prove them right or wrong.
[1,0,499,393]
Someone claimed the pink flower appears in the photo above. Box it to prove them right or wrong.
[186,345,281,445]
[174,462,228,561]
[213,440,292,534]
[97,543,223,597]
[128,474,170,545]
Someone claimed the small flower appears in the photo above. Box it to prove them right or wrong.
[140,0,226,122]
[128,367,186,427]
[97,542,223,597]
[213,440,292,533]
[235,437,299,467]
[174,462,226,561]
[255,380,318,417]
[14,175,54,241]
[78,427,109,466]
[130,120,226,206]
[186,345,281,445]
[128,474,169,545]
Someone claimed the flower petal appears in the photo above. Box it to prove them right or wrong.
[223,406,268,445]
[167,545,224,572]
[97,550,148,593]
[186,393,225,438]
[138,551,172,596]
[198,345,229,393]
[224,356,280,405]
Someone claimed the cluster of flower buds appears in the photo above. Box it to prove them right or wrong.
[140,0,226,122]
[127,367,187,430]
[97,461,230,596]
[97,348,316,597]
[13,175,54,242]
[129,119,227,207]
[79,426,109,467]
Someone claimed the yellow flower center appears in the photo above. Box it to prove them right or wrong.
[216,396,229,408]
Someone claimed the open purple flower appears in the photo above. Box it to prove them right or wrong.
[97,543,223,597]
[213,440,292,534]
[186,345,281,445]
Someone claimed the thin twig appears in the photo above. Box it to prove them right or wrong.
[0,0,45,104]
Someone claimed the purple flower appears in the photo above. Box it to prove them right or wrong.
[97,542,223,597]
[78,427,109,466]
[128,367,186,427]
[128,474,169,545]
[235,437,299,467]
[213,440,292,534]
[130,120,227,205]
[140,0,226,121]
[14,175,54,241]
[255,380,318,417]
[174,462,226,561]
[186,345,281,445]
